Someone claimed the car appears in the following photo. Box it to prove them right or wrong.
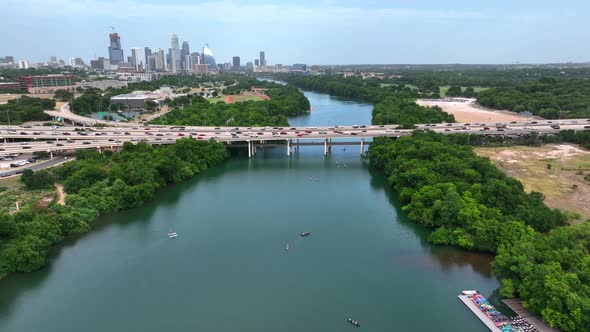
[305,130,312,134]
[531,121,538,124]
[45,141,54,144]
[156,133,164,136]
[82,142,91,145]
[198,134,206,137]
[178,133,185,136]
[585,125,590,129]
[510,121,517,124]
[297,134,303,137]
[214,127,220,130]
[21,125,32,129]
[33,132,41,135]
[257,132,264,135]
[280,131,287,135]
[131,137,139,141]
[359,125,366,128]
[125,132,131,135]
[67,140,74,143]
[56,143,64,147]
[483,127,490,130]
[22,146,31,149]
[115,140,122,143]
[319,131,327,134]
[214,132,221,134]
[197,136,204,140]
[108,139,115,142]
[63,132,71,135]
[350,132,358,135]
[20,132,28,135]
[444,129,450,131]
[446,123,453,127]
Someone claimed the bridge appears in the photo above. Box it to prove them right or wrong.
[2,118,588,159]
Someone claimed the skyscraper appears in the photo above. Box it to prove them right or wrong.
[171,34,180,73]
[254,59,260,66]
[232,56,240,69]
[181,41,190,73]
[190,52,201,67]
[167,48,172,71]
[202,45,216,70]
[144,47,152,71]
[131,48,141,71]
[259,51,266,67]
[108,33,124,64]
[156,49,166,71]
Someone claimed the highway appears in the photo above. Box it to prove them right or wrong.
[0,156,74,177]
[1,119,589,156]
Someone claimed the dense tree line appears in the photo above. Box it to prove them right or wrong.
[152,84,309,127]
[369,132,566,252]
[0,96,54,124]
[372,97,454,128]
[477,78,590,119]
[0,139,228,275]
[493,224,590,331]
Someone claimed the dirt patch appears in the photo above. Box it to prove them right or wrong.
[476,144,590,223]
[417,99,527,123]
[55,183,66,205]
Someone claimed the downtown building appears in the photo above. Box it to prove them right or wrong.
[19,75,76,94]
[108,32,124,64]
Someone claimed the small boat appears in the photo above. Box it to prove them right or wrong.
[300,231,311,237]
[168,232,178,238]
[348,318,360,327]
[285,244,290,251]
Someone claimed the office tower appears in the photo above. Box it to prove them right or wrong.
[147,54,157,72]
[202,45,216,70]
[232,56,240,69]
[19,60,29,69]
[171,34,180,73]
[180,41,190,72]
[131,48,141,71]
[156,49,165,71]
[246,62,254,70]
[144,47,152,71]
[190,52,201,67]
[49,56,58,63]
[184,55,192,73]
[6,56,14,64]
[108,32,124,64]
[254,59,259,66]
[259,51,266,67]
[167,48,172,71]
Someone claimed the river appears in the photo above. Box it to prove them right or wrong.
[0,90,498,332]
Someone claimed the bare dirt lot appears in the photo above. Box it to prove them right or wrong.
[476,144,590,223]
[417,99,527,123]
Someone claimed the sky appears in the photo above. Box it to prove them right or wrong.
[2,0,590,65]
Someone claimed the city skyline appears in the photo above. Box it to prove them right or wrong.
[2,0,590,65]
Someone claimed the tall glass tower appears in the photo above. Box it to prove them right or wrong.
[171,34,180,73]
[108,33,124,64]
[202,45,217,70]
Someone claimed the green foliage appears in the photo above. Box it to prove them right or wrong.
[493,224,590,332]
[69,90,109,116]
[477,78,590,119]
[153,83,309,127]
[53,90,74,101]
[372,97,455,126]
[368,132,565,252]
[21,169,55,189]
[0,96,54,124]
[0,139,229,275]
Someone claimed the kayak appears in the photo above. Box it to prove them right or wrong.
[285,244,290,251]
[300,231,311,237]
[348,318,360,327]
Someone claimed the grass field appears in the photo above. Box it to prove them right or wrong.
[439,86,489,97]
[209,95,268,104]
[476,144,590,223]
[0,175,56,214]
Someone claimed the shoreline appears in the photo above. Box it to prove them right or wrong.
[417,99,530,123]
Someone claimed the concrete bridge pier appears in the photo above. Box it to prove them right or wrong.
[323,138,328,156]
[360,138,365,155]
[328,138,332,151]
[247,140,252,158]
[49,151,53,158]
[287,139,291,157]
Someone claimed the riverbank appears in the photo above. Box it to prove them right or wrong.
[416,99,527,123]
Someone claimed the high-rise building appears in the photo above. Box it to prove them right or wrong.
[180,41,190,73]
[131,48,142,71]
[144,47,152,71]
[49,56,58,63]
[259,51,266,67]
[108,32,124,64]
[167,48,172,71]
[156,49,166,71]
[171,34,180,73]
[232,56,240,69]
[246,62,254,71]
[19,60,29,69]
[202,45,216,70]
[254,59,260,66]
[90,57,105,70]
[184,55,193,73]
[3,56,14,64]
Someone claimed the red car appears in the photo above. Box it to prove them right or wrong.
[178,133,185,136]
[63,132,71,135]
[197,136,204,140]
[198,134,206,137]
[305,130,312,133]
[280,131,287,135]
[297,134,303,137]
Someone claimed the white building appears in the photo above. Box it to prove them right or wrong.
[131,48,142,71]
[18,60,29,69]
[171,34,180,73]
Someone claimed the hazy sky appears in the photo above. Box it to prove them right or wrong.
[2,0,589,65]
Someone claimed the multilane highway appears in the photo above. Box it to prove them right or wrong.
[1,119,589,157]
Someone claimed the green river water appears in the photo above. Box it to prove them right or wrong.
[0,90,498,331]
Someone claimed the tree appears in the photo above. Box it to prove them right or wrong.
[53,89,74,101]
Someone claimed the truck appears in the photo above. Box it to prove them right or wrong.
[495,123,507,129]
